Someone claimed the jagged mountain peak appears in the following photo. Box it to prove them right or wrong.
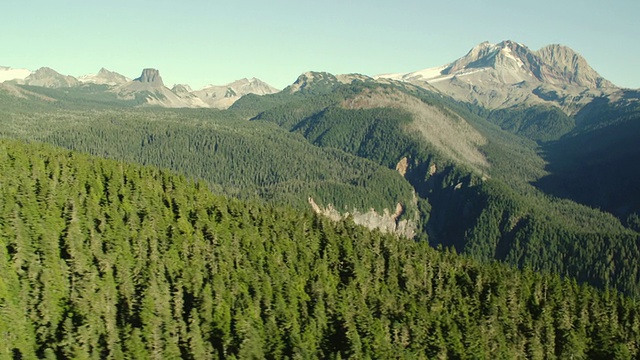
[288,71,372,94]
[193,77,279,109]
[79,68,130,86]
[443,40,533,74]
[171,84,193,94]
[32,67,61,77]
[292,71,337,85]
[441,40,612,89]
[22,67,80,88]
[376,40,618,113]
[225,77,279,95]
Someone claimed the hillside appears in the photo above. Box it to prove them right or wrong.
[1,43,639,299]
[238,74,640,296]
[0,88,418,236]
[535,91,640,221]
[2,139,640,359]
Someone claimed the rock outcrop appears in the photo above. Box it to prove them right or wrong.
[135,68,164,85]
[308,197,417,239]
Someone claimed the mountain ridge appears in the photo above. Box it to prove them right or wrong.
[0,65,278,109]
[18,67,81,88]
[376,40,620,113]
[192,77,279,109]
[78,67,131,86]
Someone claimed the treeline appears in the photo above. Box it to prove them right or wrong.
[2,139,640,359]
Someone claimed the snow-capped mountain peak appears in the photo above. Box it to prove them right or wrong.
[376,40,617,112]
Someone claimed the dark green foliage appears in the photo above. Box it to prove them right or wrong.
[536,93,640,220]
[484,105,575,142]
[257,105,416,169]
[2,139,640,358]
[247,79,640,296]
[0,100,414,215]
[3,76,640,299]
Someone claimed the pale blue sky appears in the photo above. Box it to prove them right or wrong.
[2,0,638,89]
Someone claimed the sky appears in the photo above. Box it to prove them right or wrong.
[2,0,639,90]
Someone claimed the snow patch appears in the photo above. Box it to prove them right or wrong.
[409,65,448,80]
[376,65,448,82]
[500,47,524,68]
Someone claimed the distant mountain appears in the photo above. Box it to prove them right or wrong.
[534,44,615,88]
[114,68,208,108]
[1,63,278,109]
[375,41,640,224]
[192,77,279,109]
[17,67,80,88]
[0,66,31,83]
[285,71,372,94]
[78,67,130,86]
[3,59,640,300]
[170,83,210,108]
[377,40,620,113]
[105,68,278,109]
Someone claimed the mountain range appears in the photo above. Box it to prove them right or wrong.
[2,40,634,112]
[0,66,279,109]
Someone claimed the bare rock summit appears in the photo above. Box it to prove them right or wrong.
[377,40,619,113]
[20,67,80,88]
[135,68,164,86]
[79,68,130,86]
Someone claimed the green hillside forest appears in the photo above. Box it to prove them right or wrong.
[243,79,640,297]
[2,139,640,359]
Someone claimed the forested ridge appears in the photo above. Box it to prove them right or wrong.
[2,80,640,298]
[2,139,640,359]
[0,92,415,218]
[245,79,640,296]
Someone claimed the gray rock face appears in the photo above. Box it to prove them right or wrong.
[377,40,620,113]
[535,44,614,88]
[135,68,164,86]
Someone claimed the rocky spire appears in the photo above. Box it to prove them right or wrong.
[135,68,164,86]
